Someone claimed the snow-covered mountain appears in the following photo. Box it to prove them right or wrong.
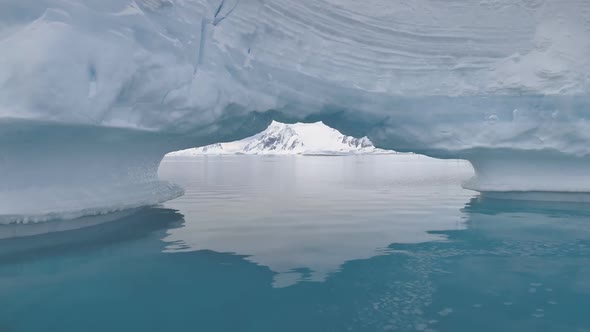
[167,121,394,156]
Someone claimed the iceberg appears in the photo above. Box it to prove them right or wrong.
[1,0,590,221]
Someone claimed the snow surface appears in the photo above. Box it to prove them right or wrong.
[1,0,590,221]
[166,121,394,156]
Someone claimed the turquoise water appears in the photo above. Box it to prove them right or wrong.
[1,155,590,332]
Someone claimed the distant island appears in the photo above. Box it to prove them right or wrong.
[166,121,399,156]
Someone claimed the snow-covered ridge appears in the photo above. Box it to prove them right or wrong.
[167,121,394,156]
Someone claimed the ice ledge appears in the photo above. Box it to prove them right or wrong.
[460,148,590,200]
[0,119,184,224]
[0,181,183,224]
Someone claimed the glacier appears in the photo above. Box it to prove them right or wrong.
[1,0,590,221]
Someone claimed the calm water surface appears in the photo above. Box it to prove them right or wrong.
[1,155,589,332]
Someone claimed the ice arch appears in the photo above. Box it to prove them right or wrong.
[1,0,590,221]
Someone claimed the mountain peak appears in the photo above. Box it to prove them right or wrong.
[268,120,287,127]
[268,120,326,128]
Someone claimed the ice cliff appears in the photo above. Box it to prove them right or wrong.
[1,0,590,221]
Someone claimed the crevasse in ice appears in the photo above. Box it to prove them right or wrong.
[1,0,589,221]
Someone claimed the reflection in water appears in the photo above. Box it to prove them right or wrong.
[0,156,589,332]
[160,155,474,287]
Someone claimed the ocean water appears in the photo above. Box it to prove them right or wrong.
[1,155,590,332]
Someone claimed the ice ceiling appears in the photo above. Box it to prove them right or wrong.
[1,0,590,221]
